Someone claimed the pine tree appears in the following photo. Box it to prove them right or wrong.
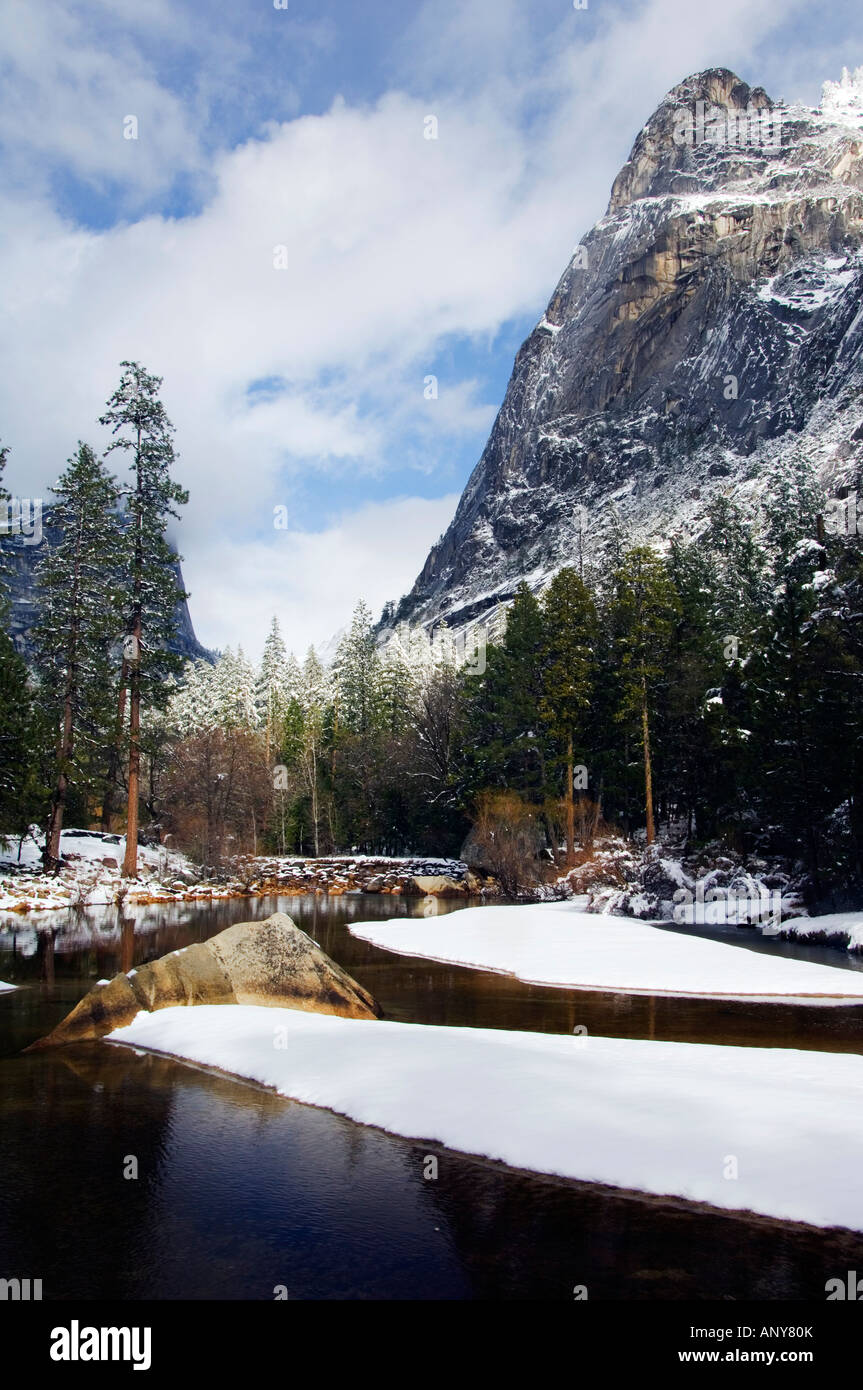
[32,444,124,867]
[379,627,420,736]
[166,659,219,735]
[300,646,329,854]
[744,528,855,888]
[539,567,598,861]
[214,646,258,730]
[0,626,45,838]
[608,547,679,845]
[461,586,537,796]
[0,441,10,594]
[0,442,46,837]
[333,600,383,736]
[256,616,290,753]
[100,362,189,875]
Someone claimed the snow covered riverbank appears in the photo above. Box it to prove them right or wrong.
[109,1004,863,1231]
[0,830,484,917]
[350,901,863,1001]
[780,912,863,951]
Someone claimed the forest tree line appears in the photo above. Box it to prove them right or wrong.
[1,366,862,901]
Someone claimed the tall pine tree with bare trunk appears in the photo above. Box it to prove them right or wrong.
[100,363,188,877]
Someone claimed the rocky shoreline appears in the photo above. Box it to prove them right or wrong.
[0,852,500,916]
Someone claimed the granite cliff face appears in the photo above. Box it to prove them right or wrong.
[1,504,210,664]
[395,67,863,633]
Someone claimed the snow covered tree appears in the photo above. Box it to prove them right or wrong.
[299,646,330,854]
[165,659,220,735]
[379,627,420,736]
[0,441,10,594]
[100,362,188,875]
[333,600,383,736]
[33,444,124,867]
[213,646,258,730]
[256,616,290,753]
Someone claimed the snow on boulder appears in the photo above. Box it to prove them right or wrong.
[26,912,380,1049]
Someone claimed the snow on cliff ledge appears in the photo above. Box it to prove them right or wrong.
[821,66,863,124]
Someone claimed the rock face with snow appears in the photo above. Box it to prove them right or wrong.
[394,67,863,632]
[27,912,380,1048]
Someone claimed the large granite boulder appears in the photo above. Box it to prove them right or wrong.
[26,912,380,1048]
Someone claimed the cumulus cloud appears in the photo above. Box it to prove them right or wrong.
[0,0,838,657]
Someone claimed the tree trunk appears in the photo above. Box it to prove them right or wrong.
[45,692,74,870]
[101,673,127,831]
[122,635,141,877]
[122,422,144,877]
[641,673,655,846]
[566,729,575,864]
[46,526,83,868]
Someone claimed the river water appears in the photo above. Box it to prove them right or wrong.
[1,894,862,1300]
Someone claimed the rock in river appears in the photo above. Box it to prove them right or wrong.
[26,912,381,1048]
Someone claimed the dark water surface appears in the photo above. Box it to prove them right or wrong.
[1,894,862,1300]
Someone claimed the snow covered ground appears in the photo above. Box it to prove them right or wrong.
[349,901,863,1001]
[109,1004,863,1232]
[0,828,191,875]
[0,828,204,914]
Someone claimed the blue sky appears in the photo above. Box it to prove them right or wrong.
[1,0,862,658]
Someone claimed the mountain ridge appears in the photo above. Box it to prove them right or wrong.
[393,66,863,635]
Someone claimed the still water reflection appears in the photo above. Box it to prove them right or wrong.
[1,894,862,1299]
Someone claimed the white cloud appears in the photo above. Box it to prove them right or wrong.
[0,0,842,657]
[187,493,461,660]
[0,0,204,197]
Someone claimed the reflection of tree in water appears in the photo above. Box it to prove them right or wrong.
[0,1045,179,1298]
[120,916,135,974]
[36,927,56,991]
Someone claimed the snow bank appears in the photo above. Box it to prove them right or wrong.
[350,902,863,1000]
[782,912,863,952]
[0,828,200,915]
[109,1005,863,1231]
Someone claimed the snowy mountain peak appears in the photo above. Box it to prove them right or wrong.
[393,67,863,636]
